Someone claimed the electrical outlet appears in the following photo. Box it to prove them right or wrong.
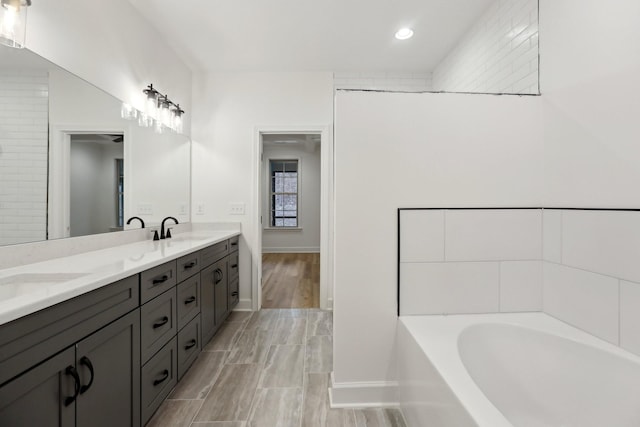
[195,204,205,215]
[229,203,245,215]
[178,203,187,215]
[138,203,153,215]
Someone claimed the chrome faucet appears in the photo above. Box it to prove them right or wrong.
[126,216,145,229]
[160,216,178,239]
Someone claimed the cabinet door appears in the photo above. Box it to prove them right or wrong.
[75,310,141,427]
[214,257,229,326]
[200,264,216,345]
[0,347,75,427]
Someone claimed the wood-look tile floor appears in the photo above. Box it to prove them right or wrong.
[262,254,320,309]
[147,309,406,427]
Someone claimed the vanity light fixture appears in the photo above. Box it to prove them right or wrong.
[121,84,186,133]
[120,103,138,121]
[395,27,414,40]
[0,0,31,49]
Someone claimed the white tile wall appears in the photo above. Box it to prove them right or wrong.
[432,0,539,95]
[401,262,499,315]
[542,209,562,263]
[399,210,444,262]
[0,71,49,246]
[562,210,640,284]
[400,209,542,315]
[543,262,619,345]
[500,260,542,312]
[620,281,640,356]
[445,209,541,261]
[401,208,640,357]
[334,71,432,93]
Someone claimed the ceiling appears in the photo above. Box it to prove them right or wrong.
[127,0,494,72]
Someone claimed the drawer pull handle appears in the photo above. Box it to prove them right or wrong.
[153,316,169,328]
[231,264,238,269]
[231,242,238,246]
[185,339,197,350]
[184,296,196,305]
[183,261,196,269]
[79,356,95,394]
[64,366,81,406]
[153,370,169,386]
[152,275,169,285]
[232,291,239,296]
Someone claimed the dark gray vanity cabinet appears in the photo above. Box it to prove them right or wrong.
[0,309,141,427]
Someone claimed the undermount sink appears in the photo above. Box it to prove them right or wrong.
[0,273,89,299]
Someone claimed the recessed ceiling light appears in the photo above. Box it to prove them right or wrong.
[395,28,414,40]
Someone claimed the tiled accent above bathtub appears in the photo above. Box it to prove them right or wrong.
[399,209,543,316]
[542,209,640,352]
[399,208,640,357]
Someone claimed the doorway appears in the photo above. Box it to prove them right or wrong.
[260,134,321,308]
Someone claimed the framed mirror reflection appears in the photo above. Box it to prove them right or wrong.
[0,45,191,246]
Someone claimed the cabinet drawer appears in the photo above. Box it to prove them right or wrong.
[176,252,201,283]
[228,277,239,309]
[177,317,200,381]
[229,235,239,253]
[140,260,177,304]
[141,338,177,426]
[0,275,138,386]
[140,289,177,363]
[176,275,200,331]
[200,241,228,268]
[228,251,239,282]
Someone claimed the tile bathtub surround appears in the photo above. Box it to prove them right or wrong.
[149,309,406,427]
[399,209,542,315]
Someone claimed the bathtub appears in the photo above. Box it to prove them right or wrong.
[396,313,640,427]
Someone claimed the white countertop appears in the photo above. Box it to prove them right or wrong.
[0,230,240,326]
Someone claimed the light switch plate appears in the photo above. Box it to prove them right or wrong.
[195,204,205,215]
[229,203,245,215]
[178,203,187,215]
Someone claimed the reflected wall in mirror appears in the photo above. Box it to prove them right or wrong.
[0,45,191,246]
[335,0,539,95]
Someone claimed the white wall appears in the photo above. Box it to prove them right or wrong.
[191,72,334,309]
[432,0,539,94]
[25,0,192,132]
[540,0,640,207]
[0,71,48,245]
[262,143,321,253]
[332,90,542,405]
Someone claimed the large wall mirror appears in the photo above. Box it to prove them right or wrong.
[0,45,191,246]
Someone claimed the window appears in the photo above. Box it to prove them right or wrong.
[270,159,298,227]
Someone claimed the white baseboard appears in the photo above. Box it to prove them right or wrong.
[329,372,399,408]
[262,247,320,253]
[235,299,253,311]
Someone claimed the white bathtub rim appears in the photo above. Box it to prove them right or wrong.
[399,312,640,427]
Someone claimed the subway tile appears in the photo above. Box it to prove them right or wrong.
[500,261,542,312]
[400,262,499,315]
[399,210,445,262]
[445,209,541,261]
[543,262,619,344]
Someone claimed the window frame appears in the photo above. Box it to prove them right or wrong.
[268,158,300,228]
